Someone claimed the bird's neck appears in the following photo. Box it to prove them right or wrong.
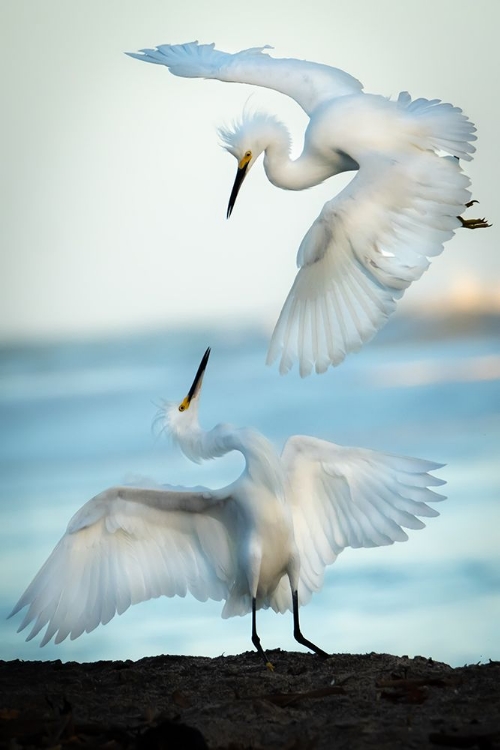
[261,119,357,190]
[174,421,231,464]
[263,145,334,190]
[232,427,285,495]
[177,421,284,496]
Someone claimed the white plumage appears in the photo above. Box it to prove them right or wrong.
[127,42,487,376]
[10,349,446,665]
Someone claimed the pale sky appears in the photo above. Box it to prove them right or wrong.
[1,0,498,343]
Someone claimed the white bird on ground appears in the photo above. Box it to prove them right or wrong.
[127,42,490,376]
[10,348,446,667]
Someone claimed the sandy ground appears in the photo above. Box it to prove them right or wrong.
[1,651,499,749]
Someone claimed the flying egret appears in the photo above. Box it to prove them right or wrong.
[10,348,446,667]
[127,42,490,376]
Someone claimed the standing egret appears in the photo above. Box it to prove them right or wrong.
[127,42,490,376]
[10,348,446,667]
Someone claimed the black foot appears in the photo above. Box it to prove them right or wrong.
[458,216,492,229]
[459,200,491,229]
[294,630,330,658]
[252,633,274,671]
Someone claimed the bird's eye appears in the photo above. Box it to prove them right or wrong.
[244,150,251,158]
[178,404,185,412]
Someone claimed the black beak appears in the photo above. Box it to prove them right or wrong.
[227,162,249,219]
[186,347,211,403]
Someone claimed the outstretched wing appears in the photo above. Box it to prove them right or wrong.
[267,94,474,376]
[9,485,237,646]
[126,41,363,115]
[281,435,446,605]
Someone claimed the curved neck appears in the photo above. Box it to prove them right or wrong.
[176,421,284,495]
[261,120,358,190]
[173,420,232,464]
[264,147,333,190]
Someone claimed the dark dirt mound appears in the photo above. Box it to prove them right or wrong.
[1,651,499,749]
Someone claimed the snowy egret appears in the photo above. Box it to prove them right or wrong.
[127,42,490,376]
[10,348,446,667]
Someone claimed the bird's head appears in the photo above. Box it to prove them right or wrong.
[161,348,211,458]
[218,110,289,218]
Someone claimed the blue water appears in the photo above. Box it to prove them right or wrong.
[1,318,499,666]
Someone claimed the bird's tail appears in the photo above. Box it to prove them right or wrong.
[397,91,476,161]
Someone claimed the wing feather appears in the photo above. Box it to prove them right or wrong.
[281,435,445,605]
[127,41,363,115]
[267,93,474,375]
[10,485,237,646]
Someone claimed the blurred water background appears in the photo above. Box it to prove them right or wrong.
[1,312,499,667]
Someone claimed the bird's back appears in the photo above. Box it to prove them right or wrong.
[307,92,475,165]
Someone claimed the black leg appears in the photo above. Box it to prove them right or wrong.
[251,598,274,671]
[292,590,329,658]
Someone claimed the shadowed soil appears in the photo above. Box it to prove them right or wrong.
[1,651,499,749]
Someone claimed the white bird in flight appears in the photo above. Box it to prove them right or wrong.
[10,348,446,667]
[127,42,489,376]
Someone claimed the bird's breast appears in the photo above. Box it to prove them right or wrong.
[257,522,294,595]
[240,485,295,594]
